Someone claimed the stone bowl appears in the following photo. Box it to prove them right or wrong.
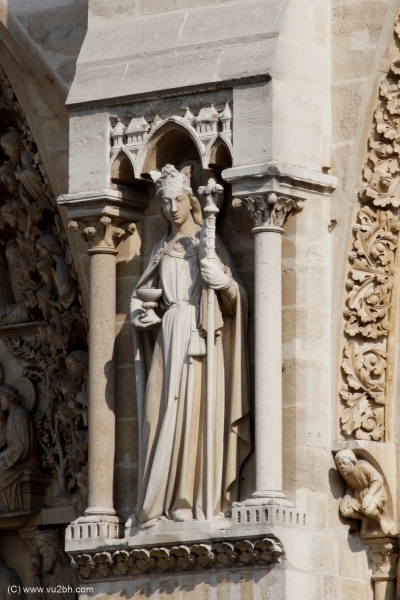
[136,288,163,302]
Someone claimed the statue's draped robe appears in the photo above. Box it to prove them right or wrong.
[0,403,38,510]
[41,562,80,600]
[344,460,387,512]
[131,231,251,523]
[0,565,26,600]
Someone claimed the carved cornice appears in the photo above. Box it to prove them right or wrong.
[69,216,136,255]
[69,536,284,580]
[233,193,304,232]
[340,16,400,442]
[223,160,337,200]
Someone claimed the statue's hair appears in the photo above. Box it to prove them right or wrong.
[1,131,24,149]
[2,198,25,216]
[36,529,61,549]
[0,383,22,405]
[67,350,88,370]
[36,234,63,256]
[335,449,357,463]
[158,191,203,229]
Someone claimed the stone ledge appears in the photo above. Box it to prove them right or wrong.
[222,160,337,199]
[69,535,284,580]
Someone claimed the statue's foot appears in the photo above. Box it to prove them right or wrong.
[172,509,193,522]
[379,517,396,535]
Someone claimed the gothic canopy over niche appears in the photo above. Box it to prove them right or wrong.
[0,64,88,512]
[109,101,233,191]
[340,18,400,443]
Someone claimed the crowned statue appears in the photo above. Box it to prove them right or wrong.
[130,164,251,526]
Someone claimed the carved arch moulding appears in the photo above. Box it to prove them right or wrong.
[0,63,88,518]
[340,16,400,444]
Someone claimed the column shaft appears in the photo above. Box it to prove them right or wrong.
[252,226,285,498]
[86,250,117,515]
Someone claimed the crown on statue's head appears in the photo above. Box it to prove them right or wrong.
[150,164,193,195]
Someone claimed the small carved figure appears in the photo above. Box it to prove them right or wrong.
[36,235,77,310]
[0,383,38,511]
[33,530,79,600]
[0,555,26,600]
[335,449,395,535]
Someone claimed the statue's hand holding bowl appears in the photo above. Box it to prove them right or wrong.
[134,289,163,330]
[133,313,160,331]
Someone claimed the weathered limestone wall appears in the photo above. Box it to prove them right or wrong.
[2,0,87,90]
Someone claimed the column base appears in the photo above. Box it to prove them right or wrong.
[246,491,294,508]
[65,512,123,552]
[232,502,306,529]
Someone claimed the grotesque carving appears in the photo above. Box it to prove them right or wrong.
[33,530,79,600]
[0,556,26,600]
[0,383,38,511]
[0,65,88,509]
[130,164,250,526]
[334,449,395,536]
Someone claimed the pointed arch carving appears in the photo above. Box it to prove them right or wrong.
[340,17,400,442]
[0,64,88,511]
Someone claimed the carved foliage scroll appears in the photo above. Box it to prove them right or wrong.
[340,21,400,441]
[0,65,88,509]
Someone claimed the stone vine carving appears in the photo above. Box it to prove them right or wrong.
[232,193,304,229]
[70,536,284,580]
[340,20,400,440]
[0,65,88,509]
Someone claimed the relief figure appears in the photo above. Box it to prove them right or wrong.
[131,164,251,525]
[0,383,38,511]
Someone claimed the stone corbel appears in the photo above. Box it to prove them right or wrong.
[69,216,136,255]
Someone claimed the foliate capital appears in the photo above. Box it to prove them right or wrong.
[68,216,136,254]
[232,193,304,231]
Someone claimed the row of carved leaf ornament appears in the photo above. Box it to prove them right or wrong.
[70,537,284,579]
[341,23,400,441]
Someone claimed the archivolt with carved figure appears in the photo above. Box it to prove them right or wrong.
[0,65,88,513]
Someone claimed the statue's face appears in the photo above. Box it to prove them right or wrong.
[335,456,356,476]
[1,172,18,194]
[1,142,20,167]
[160,187,192,228]
[2,208,16,228]
[37,541,57,573]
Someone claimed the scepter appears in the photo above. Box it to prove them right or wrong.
[198,179,223,521]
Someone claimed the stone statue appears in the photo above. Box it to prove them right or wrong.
[130,164,251,525]
[335,449,395,536]
[0,556,26,600]
[32,530,79,600]
[0,383,38,511]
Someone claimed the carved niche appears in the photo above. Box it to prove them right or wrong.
[340,19,400,441]
[0,65,88,511]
